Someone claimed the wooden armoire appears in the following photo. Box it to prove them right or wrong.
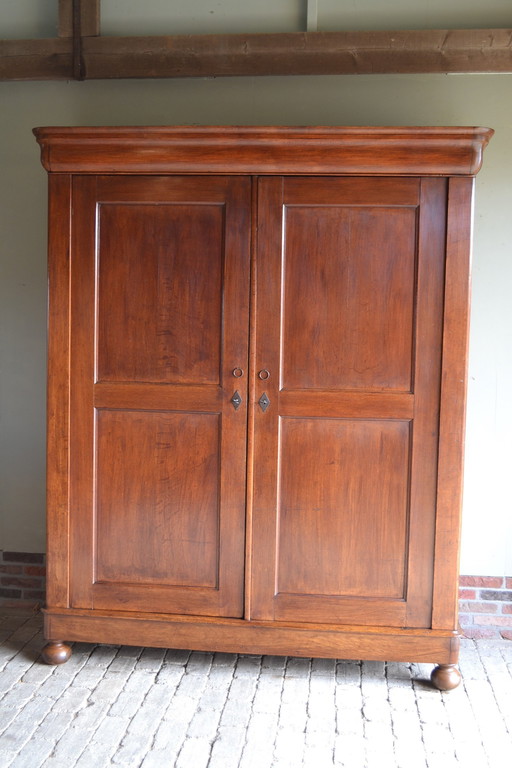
[34,126,492,689]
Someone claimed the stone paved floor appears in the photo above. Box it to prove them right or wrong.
[0,608,511,768]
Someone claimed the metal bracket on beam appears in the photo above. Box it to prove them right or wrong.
[72,0,84,80]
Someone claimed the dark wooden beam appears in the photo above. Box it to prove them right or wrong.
[59,0,100,38]
[72,0,83,80]
[2,29,512,81]
[0,38,72,80]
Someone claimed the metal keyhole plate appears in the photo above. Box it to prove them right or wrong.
[258,393,270,412]
[231,391,242,410]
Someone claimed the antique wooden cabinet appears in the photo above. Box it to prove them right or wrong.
[34,126,492,689]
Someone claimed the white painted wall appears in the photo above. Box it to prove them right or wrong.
[1,2,511,576]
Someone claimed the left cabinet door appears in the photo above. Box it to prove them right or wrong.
[66,175,251,617]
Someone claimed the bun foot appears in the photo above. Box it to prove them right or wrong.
[41,641,72,665]
[431,663,461,691]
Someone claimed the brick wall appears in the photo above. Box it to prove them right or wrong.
[1,552,511,640]
[0,551,46,607]
[458,576,512,640]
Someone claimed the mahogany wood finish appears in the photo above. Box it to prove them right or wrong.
[68,175,250,618]
[249,175,445,630]
[34,126,490,177]
[36,126,492,689]
[45,174,72,610]
[45,609,460,666]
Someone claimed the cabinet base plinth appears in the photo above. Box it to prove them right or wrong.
[43,608,460,673]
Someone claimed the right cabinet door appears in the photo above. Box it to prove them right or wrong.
[250,176,448,628]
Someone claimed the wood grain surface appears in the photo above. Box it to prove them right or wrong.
[37,126,491,675]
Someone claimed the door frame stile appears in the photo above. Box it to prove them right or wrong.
[244,175,258,621]
[46,173,73,610]
[432,176,475,631]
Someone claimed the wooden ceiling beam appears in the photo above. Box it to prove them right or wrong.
[0,37,72,80]
[1,29,511,81]
[58,0,100,38]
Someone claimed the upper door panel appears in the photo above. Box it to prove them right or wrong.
[281,183,418,392]
[97,199,224,385]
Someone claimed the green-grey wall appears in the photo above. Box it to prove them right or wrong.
[1,2,511,575]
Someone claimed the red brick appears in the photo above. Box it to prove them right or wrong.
[0,565,23,575]
[24,565,46,577]
[459,601,498,614]
[506,578,512,590]
[0,587,22,599]
[500,630,512,640]
[503,604,512,615]
[459,576,504,588]
[2,552,44,564]
[473,615,512,627]
[480,590,512,602]
[458,589,476,600]
[461,626,498,639]
[0,576,42,589]
[0,598,41,610]
[22,590,45,601]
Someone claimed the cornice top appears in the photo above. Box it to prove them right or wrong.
[33,125,494,176]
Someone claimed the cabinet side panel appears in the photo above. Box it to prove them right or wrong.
[46,174,72,609]
[432,177,474,630]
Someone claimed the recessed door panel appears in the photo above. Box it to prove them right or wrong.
[69,175,251,617]
[97,203,223,385]
[277,417,410,600]
[95,409,220,588]
[282,206,416,391]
